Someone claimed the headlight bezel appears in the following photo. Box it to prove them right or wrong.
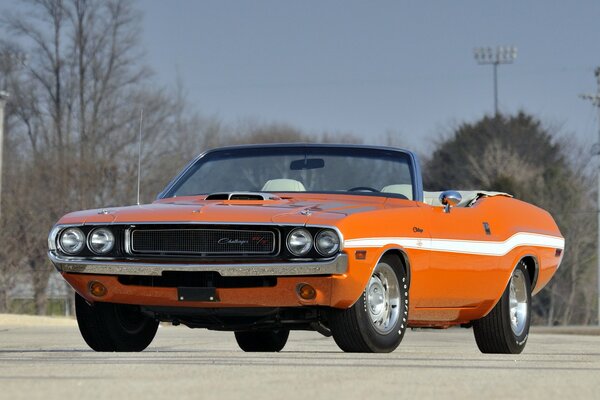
[87,227,116,255]
[315,229,341,257]
[58,227,86,255]
[286,228,314,257]
[53,225,121,258]
[285,226,343,259]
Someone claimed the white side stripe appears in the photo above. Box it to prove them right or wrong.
[344,232,564,257]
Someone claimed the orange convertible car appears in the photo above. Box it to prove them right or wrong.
[48,144,564,353]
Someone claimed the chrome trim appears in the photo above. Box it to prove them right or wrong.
[49,252,348,277]
[157,144,423,202]
[48,226,61,251]
[124,227,132,255]
[439,190,462,213]
[51,223,343,250]
[129,228,277,255]
[205,192,281,201]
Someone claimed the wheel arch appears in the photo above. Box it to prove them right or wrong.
[376,247,411,289]
[478,254,538,320]
[519,254,539,292]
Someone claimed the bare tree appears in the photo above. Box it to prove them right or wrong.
[0,1,369,315]
[425,113,597,325]
[0,0,180,313]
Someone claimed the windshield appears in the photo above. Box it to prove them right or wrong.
[163,146,416,199]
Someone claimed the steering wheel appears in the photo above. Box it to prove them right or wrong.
[347,186,380,192]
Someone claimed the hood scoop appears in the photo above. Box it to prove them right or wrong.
[205,192,281,201]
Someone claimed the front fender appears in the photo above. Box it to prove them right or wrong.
[330,245,411,308]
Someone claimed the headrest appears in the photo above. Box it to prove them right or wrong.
[261,179,306,192]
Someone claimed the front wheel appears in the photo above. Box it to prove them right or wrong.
[75,293,159,352]
[473,261,532,354]
[328,256,408,353]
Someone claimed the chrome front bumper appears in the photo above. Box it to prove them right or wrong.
[48,252,348,277]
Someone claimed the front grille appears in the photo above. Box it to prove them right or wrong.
[130,228,277,256]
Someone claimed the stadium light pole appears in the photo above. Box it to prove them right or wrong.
[580,66,600,326]
[473,46,518,115]
[0,90,7,220]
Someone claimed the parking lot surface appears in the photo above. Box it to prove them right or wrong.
[0,316,598,400]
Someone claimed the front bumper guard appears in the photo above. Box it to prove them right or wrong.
[49,252,348,277]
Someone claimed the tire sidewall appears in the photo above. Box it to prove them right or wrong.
[354,259,408,352]
[501,262,532,353]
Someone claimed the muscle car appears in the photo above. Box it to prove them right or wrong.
[48,144,564,353]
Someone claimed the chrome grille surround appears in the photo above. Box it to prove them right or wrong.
[129,228,277,256]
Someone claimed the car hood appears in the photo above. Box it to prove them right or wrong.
[56,194,412,227]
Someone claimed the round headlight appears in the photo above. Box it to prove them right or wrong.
[315,229,340,256]
[59,228,85,255]
[88,228,115,254]
[287,228,313,256]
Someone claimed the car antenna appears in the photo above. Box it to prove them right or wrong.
[136,108,143,205]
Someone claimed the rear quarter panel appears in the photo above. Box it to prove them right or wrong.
[335,195,563,326]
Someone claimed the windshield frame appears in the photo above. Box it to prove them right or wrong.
[158,144,424,201]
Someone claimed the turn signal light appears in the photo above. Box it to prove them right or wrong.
[88,281,107,297]
[297,283,317,300]
[555,249,563,257]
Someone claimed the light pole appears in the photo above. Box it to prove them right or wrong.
[474,46,518,115]
[580,67,600,326]
[0,90,7,221]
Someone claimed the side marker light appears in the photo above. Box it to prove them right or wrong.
[88,281,107,297]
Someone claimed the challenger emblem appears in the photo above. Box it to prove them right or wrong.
[217,238,249,245]
[217,236,269,246]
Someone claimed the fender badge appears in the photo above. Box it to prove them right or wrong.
[483,222,491,235]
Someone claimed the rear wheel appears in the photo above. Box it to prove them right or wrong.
[234,329,290,352]
[473,261,531,354]
[75,293,159,352]
[329,256,408,353]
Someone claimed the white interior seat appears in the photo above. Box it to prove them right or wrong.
[261,179,306,192]
[381,184,413,200]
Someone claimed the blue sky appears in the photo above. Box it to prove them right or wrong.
[140,0,600,152]
[2,0,599,152]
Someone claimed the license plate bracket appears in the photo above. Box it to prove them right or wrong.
[177,287,219,302]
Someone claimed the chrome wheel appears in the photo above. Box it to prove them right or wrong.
[509,269,528,337]
[366,262,401,334]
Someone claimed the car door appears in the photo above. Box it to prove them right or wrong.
[418,203,501,308]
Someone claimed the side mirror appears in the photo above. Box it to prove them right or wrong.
[439,190,462,213]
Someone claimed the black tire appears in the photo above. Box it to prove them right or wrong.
[234,329,290,352]
[328,255,408,353]
[75,293,159,352]
[473,261,532,354]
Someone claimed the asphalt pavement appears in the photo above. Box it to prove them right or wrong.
[0,315,598,400]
